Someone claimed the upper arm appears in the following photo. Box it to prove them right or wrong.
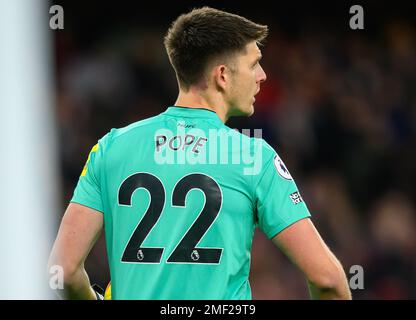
[271,218,343,285]
[254,146,311,238]
[49,203,104,272]
[52,134,109,269]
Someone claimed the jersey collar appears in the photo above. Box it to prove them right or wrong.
[163,106,223,124]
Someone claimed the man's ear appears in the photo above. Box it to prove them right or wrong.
[213,64,229,92]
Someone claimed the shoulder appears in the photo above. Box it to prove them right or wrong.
[220,124,274,154]
[97,114,165,147]
[111,114,165,139]
[219,124,278,177]
[254,137,276,157]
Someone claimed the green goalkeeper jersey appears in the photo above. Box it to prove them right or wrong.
[71,106,311,300]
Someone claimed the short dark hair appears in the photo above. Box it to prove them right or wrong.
[164,7,268,90]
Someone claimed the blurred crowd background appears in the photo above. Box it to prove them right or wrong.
[52,1,416,299]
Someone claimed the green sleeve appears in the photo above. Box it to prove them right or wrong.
[70,133,111,213]
[255,146,311,239]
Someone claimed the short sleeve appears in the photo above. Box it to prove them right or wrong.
[70,133,110,213]
[255,149,311,239]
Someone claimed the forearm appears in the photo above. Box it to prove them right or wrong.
[62,267,97,300]
[307,276,352,300]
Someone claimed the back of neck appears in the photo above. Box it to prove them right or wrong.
[174,89,228,123]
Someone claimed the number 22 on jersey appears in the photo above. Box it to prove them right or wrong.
[118,173,223,264]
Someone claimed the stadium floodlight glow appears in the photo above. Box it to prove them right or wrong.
[0,0,59,299]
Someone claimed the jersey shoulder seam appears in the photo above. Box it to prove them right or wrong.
[252,146,276,201]
[109,116,167,142]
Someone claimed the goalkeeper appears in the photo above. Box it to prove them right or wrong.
[48,7,351,300]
